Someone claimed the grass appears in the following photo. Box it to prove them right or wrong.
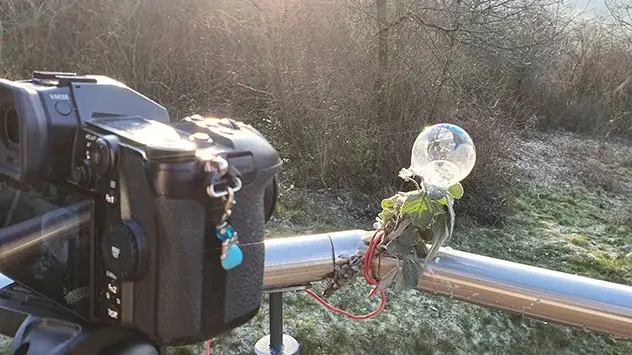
[262,188,374,238]
[455,186,632,285]
[3,182,632,355]
[195,184,632,355]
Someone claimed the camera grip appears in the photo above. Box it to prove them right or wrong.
[222,168,275,320]
[119,152,206,342]
[154,198,206,340]
[150,168,276,343]
[115,120,281,344]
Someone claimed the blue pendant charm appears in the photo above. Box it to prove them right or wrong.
[216,222,235,242]
[217,222,242,270]
[221,244,243,270]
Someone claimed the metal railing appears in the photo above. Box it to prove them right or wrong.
[263,230,632,340]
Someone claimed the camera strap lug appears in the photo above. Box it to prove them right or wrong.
[204,156,244,271]
[204,157,242,198]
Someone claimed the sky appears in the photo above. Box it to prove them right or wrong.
[569,0,610,15]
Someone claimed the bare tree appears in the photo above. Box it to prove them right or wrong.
[606,0,632,43]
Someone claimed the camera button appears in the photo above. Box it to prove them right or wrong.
[189,132,211,141]
[107,308,119,319]
[217,118,231,128]
[55,101,72,116]
[218,127,234,135]
[218,118,239,130]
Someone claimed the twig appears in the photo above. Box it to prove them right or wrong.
[235,83,273,96]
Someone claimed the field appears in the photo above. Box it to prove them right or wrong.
[2,0,632,353]
[169,131,632,355]
[2,131,632,355]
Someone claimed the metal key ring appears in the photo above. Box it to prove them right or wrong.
[224,187,235,211]
[231,177,243,193]
[207,185,228,198]
[206,176,242,198]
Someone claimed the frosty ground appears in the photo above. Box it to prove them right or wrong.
[194,130,632,355]
[3,130,632,355]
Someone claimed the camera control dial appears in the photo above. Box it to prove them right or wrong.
[101,220,149,282]
[89,135,119,176]
[69,159,94,188]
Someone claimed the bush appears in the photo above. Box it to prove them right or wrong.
[456,114,517,226]
[1,0,629,225]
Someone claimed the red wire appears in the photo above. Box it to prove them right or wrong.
[304,229,387,320]
[305,289,387,320]
[205,231,384,355]
[206,231,385,354]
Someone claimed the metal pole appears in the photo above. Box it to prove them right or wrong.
[254,292,300,355]
[263,230,632,340]
[269,293,283,350]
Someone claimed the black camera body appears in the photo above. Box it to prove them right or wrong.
[0,72,281,346]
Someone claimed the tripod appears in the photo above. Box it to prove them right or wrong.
[0,282,161,355]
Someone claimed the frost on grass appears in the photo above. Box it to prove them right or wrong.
[0,336,10,355]
[6,132,632,355]
[208,133,632,355]
[196,132,632,355]
[205,281,628,355]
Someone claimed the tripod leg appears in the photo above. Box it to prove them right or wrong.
[10,315,160,355]
[100,339,161,355]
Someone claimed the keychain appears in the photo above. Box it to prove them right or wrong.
[205,157,243,271]
[216,187,243,270]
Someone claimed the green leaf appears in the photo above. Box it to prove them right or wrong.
[393,267,406,292]
[396,192,409,206]
[400,192,435,229]
[385,219,412,242]
[381,195,398,210]
[377,192,404,225]
[386,240,415,256]
[377,209,395,224]
[414,243,429,258]
[448,183,464,199]
[423,212,449,269]
[417,212,448,245]
[419,227,435,243]
[402,256,421,288]
[377,266,400,292]
[398,222,423,245]
[401,192,426,214]
[432,213,448,241]
[414,210,433,229]
[429,200,445,214]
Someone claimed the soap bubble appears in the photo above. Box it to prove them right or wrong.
[408,123,476,189]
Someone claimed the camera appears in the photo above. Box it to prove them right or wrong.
[0,71,282,347]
